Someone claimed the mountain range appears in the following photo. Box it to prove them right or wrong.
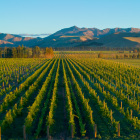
[0,33,43,47]
[1,26,140,49]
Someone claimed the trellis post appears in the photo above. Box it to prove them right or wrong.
[23,125,26,140]
[94,124,97,138]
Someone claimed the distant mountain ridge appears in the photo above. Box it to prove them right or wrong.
[48,26,140,38]
[1,26,140,48]
[0,33,43,47]
[37,26,140,48]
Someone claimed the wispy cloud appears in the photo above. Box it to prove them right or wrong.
[17,34,51,38]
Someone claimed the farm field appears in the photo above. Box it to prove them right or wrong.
[0,56,140,140]
[54,51,131,54]
[112,59,140,67]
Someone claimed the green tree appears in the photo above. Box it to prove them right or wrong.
[0,48,2,58]
[32,46,40,58]
[137,52,140,59]
[4,47,8,58]
[21,44,26,57]
[7,48,13,58]
[12,47,17,58]
[17,45,22,58]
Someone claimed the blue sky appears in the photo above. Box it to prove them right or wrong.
[0,0,140,34]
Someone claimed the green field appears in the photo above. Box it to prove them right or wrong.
[112,59,140,67]
[54,51,130,54]
[0,55,140,139]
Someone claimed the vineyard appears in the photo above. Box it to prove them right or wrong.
[0,56,140,139]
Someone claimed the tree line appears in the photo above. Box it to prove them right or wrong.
[0,45,54,58]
